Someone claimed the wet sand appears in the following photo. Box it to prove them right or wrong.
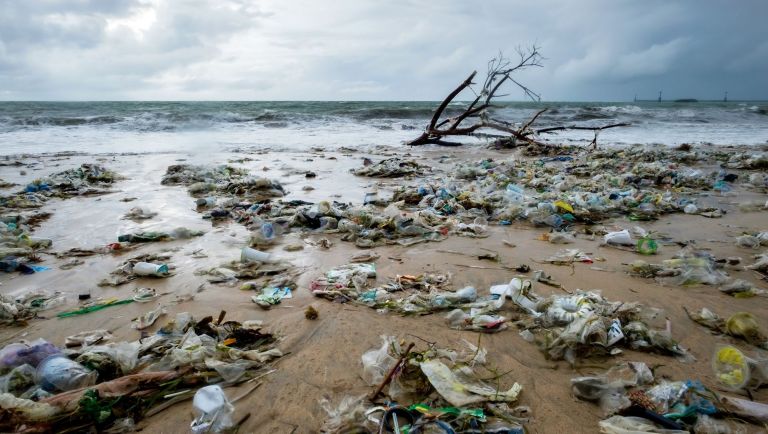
[1,145,767,433]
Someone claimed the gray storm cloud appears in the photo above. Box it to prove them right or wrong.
[0,0,766,101]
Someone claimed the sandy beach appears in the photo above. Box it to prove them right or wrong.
[0,143,766,433]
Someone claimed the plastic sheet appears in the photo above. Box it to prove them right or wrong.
[420,359,521,407]
[360,335,398,386]
[598,415,687,433]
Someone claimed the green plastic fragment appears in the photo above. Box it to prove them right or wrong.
[636,237,658,255]
[57,298,134,318]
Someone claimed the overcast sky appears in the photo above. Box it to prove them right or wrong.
[1,0,766,101]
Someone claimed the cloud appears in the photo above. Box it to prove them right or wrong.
[0,0,766,100]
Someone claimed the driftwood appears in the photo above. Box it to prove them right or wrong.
[406,47,628,148]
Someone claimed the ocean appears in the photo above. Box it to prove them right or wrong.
[0,101,766,155]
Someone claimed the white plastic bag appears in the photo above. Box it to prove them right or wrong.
[360,335,397,385]
[190,385,234,434]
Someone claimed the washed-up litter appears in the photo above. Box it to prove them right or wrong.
[250,287,292,309]
[746,251,768,276]
[351,157,429,177]
[502,283,689,364]
[712,345,768,391]
[98,253,173,286]
[1,291,66,325]
[190,385,234,434]
[719,279,766,297]
[122,206,157,221]
[322,336,526,433]
[117,227,203,243]
[0,164,121,211]
[540,248,594,265]
[573,358,765,432]
[627,248,729,286]
[162,164,285,201]
[57,298,135,318]
[132,304,166,329]
[64,330,113,348]
[198,257,296,286]
[0,311,281,432]
[685,307,768,349]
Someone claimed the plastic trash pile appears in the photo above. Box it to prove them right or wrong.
[310,263,510,330]
[1,164,120,211]
[0,311,282,432]
[504,283,690,364]
[321,336,528,433]
[161,164,285,201]
[572,359,768,432]
[351,157,430,178]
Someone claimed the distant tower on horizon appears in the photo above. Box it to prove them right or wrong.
[658,90,662,102]
[724,91,728,102]
[633,94,637,102]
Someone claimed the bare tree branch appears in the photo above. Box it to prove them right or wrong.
[405,46,628,148]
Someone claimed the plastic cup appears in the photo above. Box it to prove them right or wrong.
[241,247,274,263]
[713,345,751,391]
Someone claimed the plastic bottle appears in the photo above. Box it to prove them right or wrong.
[132,262,169,276]
[542,214,563,229]
[505,184,525,203]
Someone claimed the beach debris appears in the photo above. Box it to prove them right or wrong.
[98,253,173,286]
[64,330,113,348]
[122,206,157,221]
[132,304,167,330]
[0,311,281,432]
[685,307,768,349]
[117,227,203,243]
[323,337,526,432]
[351,157,429,178]
[250,287,292,309]
[190,385,234,434]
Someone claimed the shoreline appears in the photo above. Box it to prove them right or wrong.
[0,143,767,432]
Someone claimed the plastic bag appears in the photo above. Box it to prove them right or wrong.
[64,330,113,348]
[736,235,760,249]
[444,309,507,332]
[420,359,522,407]
[725,312,767,347]
[36,355,97,392]
[598,415,687,433]
[0,364,36,395]
[361,335,398,385]
[692,414,741,434]
[431,286,477,307]
[190,385,234,434]
[0,339,60,370]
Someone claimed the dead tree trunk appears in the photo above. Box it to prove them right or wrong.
[406,47,628,148]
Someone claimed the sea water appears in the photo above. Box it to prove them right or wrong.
[0,100,766,155]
